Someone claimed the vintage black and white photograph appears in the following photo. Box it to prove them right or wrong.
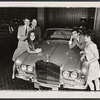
[0,2,100,97]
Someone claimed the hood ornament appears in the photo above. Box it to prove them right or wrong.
[46,54,50,62]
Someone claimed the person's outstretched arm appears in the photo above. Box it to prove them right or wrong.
[24,40,37,53]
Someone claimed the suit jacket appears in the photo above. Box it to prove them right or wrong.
[17,25,32,48]
[32,26,41,42]
[17,25,32,40]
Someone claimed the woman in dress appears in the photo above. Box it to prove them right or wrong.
[12,30,42,79]
[80,31,100,90]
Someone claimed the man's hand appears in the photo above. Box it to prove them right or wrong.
[70,35,74,41]
[80,51,85,55]
[80,55,85,61]
[74,39,78,43]
[83,61,89,66]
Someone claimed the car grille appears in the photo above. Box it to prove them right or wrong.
[36,60,60,85]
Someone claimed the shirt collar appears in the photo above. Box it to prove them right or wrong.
[24,25,29,29]
[76,35,79,41]
[31,25,35,29]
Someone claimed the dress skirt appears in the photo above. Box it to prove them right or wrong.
[87,60,100,81]
[12,40,26,61]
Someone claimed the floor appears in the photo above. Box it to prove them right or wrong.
[0,34,98,91]
[0,35,35,90]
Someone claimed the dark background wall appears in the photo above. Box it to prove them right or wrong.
[44,8,95,29]
[0,8,37,21]
[0,7,95,36]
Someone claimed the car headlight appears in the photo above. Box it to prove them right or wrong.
[15,59,21,65]
[63,71,70,79]
[70,72,78,79]
[27,65,34,72]
[21,65,27,71]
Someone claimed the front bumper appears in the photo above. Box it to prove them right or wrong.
[34,79,60,87]
[62,79,87,89]
[16,70,35,82]
[34,80,60,90]
[34,79,87,90]
[63,83,87,89]
[16,72,87,90]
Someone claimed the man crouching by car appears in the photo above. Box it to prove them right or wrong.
[68,28,85,50]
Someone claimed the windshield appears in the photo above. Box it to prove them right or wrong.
[43,29,72,41]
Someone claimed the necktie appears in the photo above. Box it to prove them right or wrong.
[32,26,35,30]
[25,27,27,36]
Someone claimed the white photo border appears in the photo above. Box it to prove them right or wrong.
[0,1,100,98]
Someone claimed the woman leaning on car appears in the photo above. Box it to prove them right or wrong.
[80,31,100,91]
[12,30,42,79]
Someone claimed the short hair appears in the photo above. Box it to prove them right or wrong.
[84,30,95,40]
[23,16,30,20]
[31,19,37,23]
[71,28,82,34]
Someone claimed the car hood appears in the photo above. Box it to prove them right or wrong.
[17,40,81,70]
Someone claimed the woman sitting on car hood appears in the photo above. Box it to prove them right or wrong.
[12,30,42,79]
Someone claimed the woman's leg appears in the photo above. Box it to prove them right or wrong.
[12,63,16,79]
[94,78,99,90]
[87,80,94,91]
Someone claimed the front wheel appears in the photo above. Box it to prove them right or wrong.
[51,87,58,90]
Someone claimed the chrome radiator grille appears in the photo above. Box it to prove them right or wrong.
[36,60,60,85]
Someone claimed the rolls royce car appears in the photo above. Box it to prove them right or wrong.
[14,28,88,90]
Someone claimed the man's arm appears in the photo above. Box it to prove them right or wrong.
[17,26,27,41]
[74,39,85,50]
[74,35,85,50]
[69,40,76,48]
[68,35,76,48]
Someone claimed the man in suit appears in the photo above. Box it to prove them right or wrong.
[68,28,85,50]
[31,19,41,43]
[16,17,32,48]
[17,17,32,41]
[12,16,32,67]
[12,17,32,79]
